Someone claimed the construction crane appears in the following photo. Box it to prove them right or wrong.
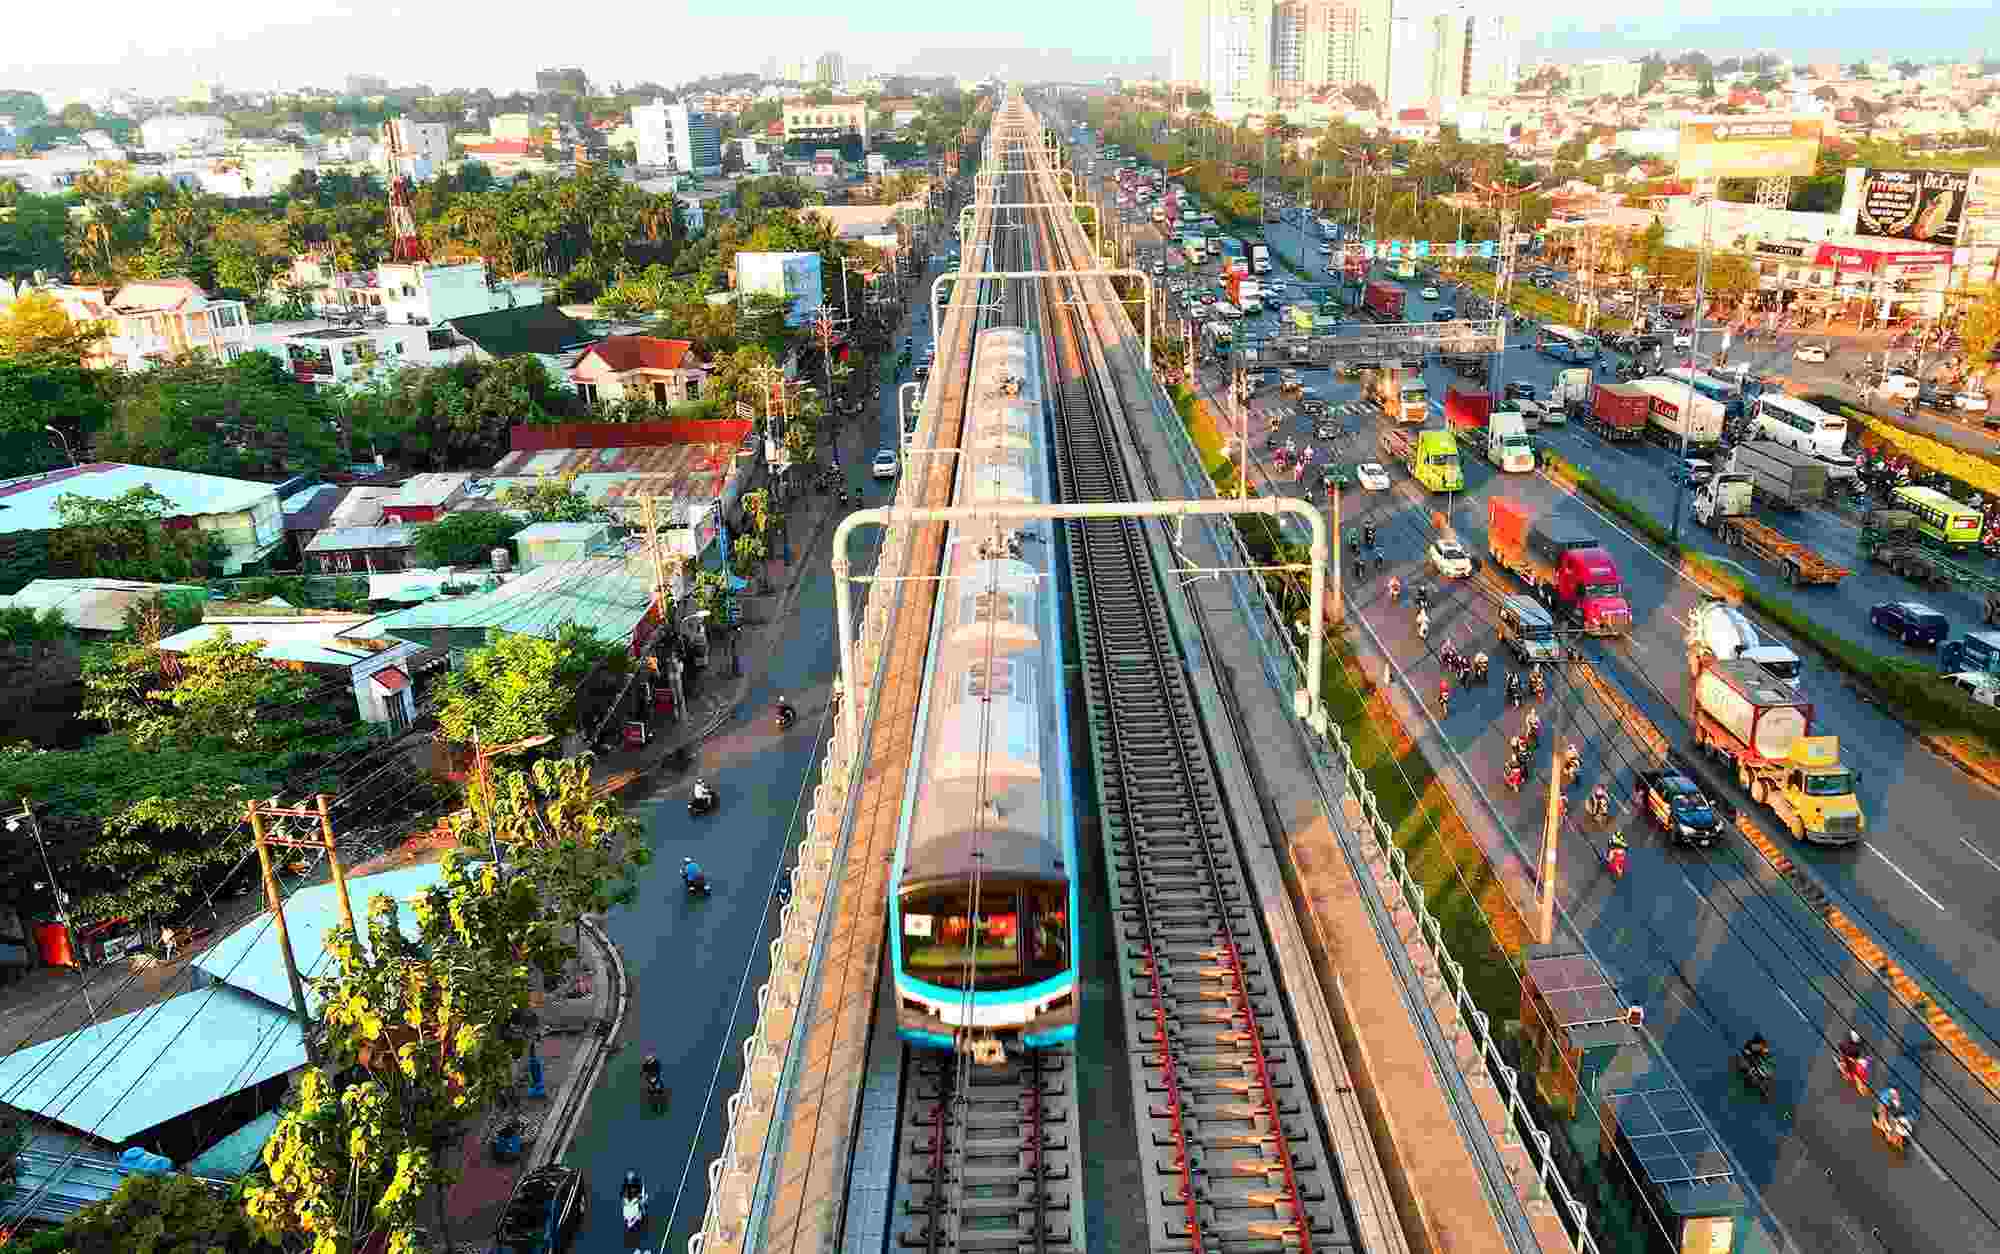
[383,118,429,264]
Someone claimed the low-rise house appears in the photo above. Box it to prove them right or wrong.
[0,462,282,575]
[513,521,616,570]
[378,473,473,524]
[447,305,595,384]
[355,553,657,665]
[0,579,207,634]
[155,614,425,730]
[303,524,418,575]
[43,278,249,371]
[280,483,347,565]
[569,336,708,407]
[488,421,757,555]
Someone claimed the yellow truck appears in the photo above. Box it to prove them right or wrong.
[1690,657,1864,844]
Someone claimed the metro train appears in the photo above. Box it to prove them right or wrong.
[888,325,1080,1057]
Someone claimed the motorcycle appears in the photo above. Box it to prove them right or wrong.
[1838,1050,1872,1096]
[1471,653,1489,684]
[1874,1101,1912,1154]
[1604,840,1628,880]
[688,780,718,817]
[683,859,711,897]
[623,1172,650,1234]
[1731,1050,1775,1101]
[776,702,797,732]
[1586,791,1612,823]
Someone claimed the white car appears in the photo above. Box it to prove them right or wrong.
[1318,242,1332,255]
[1420,286,1441,300]
[1948,672,2000,708]
[1672,331,1694,350]
[1793,342,1829,363]
[1428,539,1473,579]
[1957,388,1990,413]
[871,448,900,480]
[1875,374,1921,402]
[1357,462,1390,491]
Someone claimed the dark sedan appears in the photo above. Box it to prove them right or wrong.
[1636,767,1722,848]
[493,1165,587,1254]
[1503,380,1539,402]
[1869,601,1949,647]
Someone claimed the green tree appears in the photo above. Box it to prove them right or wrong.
[47,486,225,584]
[497,472,605,523]
[95,352,341,476]
[410,511,525,567]
[0,290,106,363]
[247,854,565,1254]
[0,360,114,476]
[434,623,624,745]
[1962,287,2000,380]
[0,192,71,280]
[55,1169,276,1254]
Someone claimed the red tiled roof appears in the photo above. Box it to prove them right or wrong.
[464,139,538,156]
[576,335,696,374]
[1397,108,1430,122]
[369,666,410,693]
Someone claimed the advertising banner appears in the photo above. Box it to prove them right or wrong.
[1677,116,1822,179]
[735,250,825,327]
[1854,167,1969,244]
[1965,169,2000,247]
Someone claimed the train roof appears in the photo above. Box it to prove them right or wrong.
[901,778,1065,887]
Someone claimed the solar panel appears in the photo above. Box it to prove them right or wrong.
[1607,1087,1733,1187]
[1527,952,1624,1029]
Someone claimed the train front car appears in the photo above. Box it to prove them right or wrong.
[891,327,1079,1058]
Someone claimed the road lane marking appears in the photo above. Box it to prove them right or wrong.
[1960,837,2000,875]
[1867,845,1947,911]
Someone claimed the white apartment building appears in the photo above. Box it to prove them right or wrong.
[43,278,249,371]
[633,101,724,173]
[1206,0,1275,111]
[1573,59,1644,100]
[1273,0,1388,102]
[1385,16,1434,114]
[381,118,449,182]
[374,261,544,326]
[139,114,227,153]
[1431,10,1518,113]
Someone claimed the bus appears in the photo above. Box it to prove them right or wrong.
[1751,393,1850,463]
[1535,324,1600,362]
[1391,258,1417,280]
[1661,366,1745,418]
[1891,484,1984,548]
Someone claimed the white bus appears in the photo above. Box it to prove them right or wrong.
[1662,367,1746,418]
[1752,392,1852,466]
[1535,324,1600,362]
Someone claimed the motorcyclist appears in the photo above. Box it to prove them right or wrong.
[1362,522,1377,549]
[1389,575,1403,603]
[1530,662,1545,695]
[1506,672,1522,706]
[693,777,714,804]
[1589,783,1611,820]
[641,1051,663,1091]
[1840,1029,1867,1066]
[1416,607,1430,640]
[1606,830,1629,876]
[1524,708,1542,742]
[683,857,705,889]
[776,694,796,725]
[1561,743,1581,785]
[1742,1033,1772,1068]
[1473,650,1489,681]
[623,1170,645,1202]
[1438,677,1452,711]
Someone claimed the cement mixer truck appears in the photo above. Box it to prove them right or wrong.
[1689,657,1864,845]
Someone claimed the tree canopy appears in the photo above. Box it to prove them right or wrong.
[434,624,626,745]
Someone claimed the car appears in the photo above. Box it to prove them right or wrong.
[1503,380,1539,402]
[1300,397,1329,417]
[1318,242,1332,255]
[1431,308,1456,322]
[1357,462,1390,491]
[1948,672,2000,708]
[1420,285,1441,300]
[1874,373,1920,402]
[1918,382,1953,409]
[1314,420,1341,439]
[1793,342,1829,363]
[871,448,900,480]
[1869,600,1948,647]
[1427,538,1473,579]
[1673,457,1713,485]
[493,1165,586,1254]
[1957,388,1991,413]
[1635,766,1723,848]
[1672,331,1694,350]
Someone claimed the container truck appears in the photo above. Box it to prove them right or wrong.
[1553,367,1593,418]
[1585,382,1649,440]
[1712,515,1850,586]
[1251,243,1271,275]
[1485,498,1633,635]
[1729,441,1828,509]
[1362,280,1405,322]
[1380,427,1463,492]
[1689,657,1864,844]
[1691,472,1754,527]
[1485,411,1535,472]
[1686,599,1804,692]
[1366,364,1430,424]
[1444,384,1491,431]
[1630,378,1725,448]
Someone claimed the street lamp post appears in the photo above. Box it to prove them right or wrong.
[44,426,76,467]
[1669,190,1717,545]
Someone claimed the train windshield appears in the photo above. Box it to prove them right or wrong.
[900,881,1070,990]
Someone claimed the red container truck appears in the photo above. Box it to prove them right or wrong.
[1445,384,1491,431]
[1587,382,1649,441]
[1486,498,1633,635]
[1362,280,1405,321]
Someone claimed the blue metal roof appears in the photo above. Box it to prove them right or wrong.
[0,986,306,1144]
[185,1108,283,1179]
[195,863,446,1015]
[353,555,651,646]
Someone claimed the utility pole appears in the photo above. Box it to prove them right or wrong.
[1535,742,1563,945]
[247,798,334,1066]
[10,799,94,1017]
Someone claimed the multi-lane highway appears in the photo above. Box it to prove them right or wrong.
[1092,161,2000,1251]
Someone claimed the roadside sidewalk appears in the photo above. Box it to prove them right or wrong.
[439,913,629,1244]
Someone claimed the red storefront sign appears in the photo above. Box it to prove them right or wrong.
[1810,243,1955,273]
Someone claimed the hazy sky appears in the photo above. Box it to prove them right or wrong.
[8,0,1997,102]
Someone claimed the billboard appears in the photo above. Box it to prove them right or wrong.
[735,251,825,328]
[1676,116,1822,179]
[1853,168,1970,244]
[1965,169,2000,247]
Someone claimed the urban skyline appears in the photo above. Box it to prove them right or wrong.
[6,0,1997,104]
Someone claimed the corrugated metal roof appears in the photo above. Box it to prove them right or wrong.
[304,524,418,553]
[514,522,611,543]
[486,446,739,516]
[388,472,472,508]
[0,464,278,533]
[156,618,382,668]
[184,1109,282,1179]
[282,483,346,530]
[0,986,306,1144]
[327,486,397,528]
[195,864,446,1015]
[354,555,651,646]
[0,579,206,633]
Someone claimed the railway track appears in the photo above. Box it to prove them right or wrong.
[1025,122,1358,1254]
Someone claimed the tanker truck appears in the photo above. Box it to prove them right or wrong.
[1689,656,1864,845]
[1686,599,1804,693]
